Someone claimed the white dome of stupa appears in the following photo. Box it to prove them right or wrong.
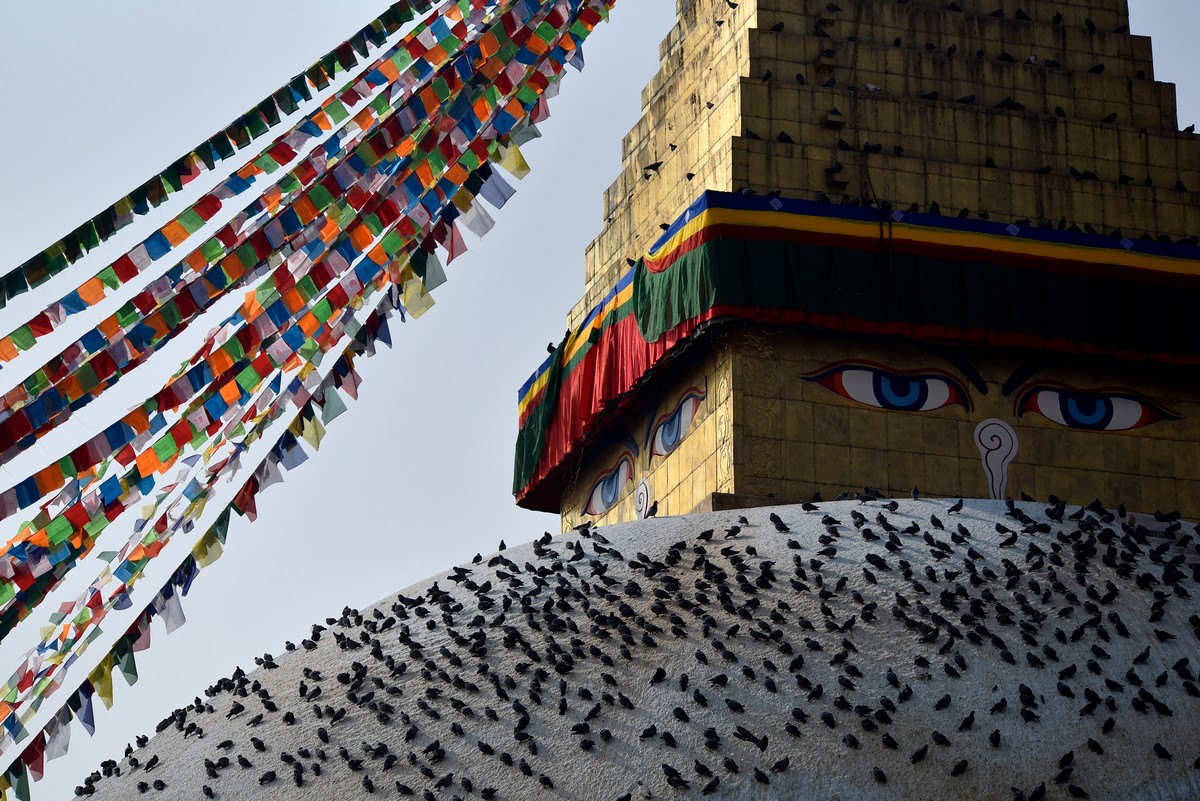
[77,498,1200,801]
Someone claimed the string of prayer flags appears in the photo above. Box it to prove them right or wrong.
[0,0,446,310]
[0,0,618,788]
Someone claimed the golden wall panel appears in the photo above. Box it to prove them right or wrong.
[723,327,1199,518]
[557,338,734,531]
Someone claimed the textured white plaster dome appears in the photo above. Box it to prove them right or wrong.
[78,499,1200,800]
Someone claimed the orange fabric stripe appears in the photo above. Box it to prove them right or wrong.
[282,288,306,314]
[320,218,341,244]
[34,464,63,496]
[348,224,374,252]
[416,161,435,187]
[185,251,208,272]
[478,31,499,57]
[425,44,448,65]
[123,407,151,433]
[377,59,400,82]
[208,347,234,375]
[76,278,106,306]
[135,448,160,478]
[294,196,319,224]
[161,221,190,247]
[353,108,375,130]
[219,381,241,404]
[298,313,320,338]
[227,253,249,283]
[59,375,83,404]
[97,315,121,339]
[367,245,389,266]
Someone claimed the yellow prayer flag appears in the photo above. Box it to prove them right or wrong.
[193,533,223,568]
[300,416,326,451]
[403,278,436,319]
[89,656,115,709]
[499,143,531,179]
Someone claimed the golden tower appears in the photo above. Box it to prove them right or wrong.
[514,0,1200,528]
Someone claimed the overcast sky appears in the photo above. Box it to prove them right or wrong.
[0,1,1195,796]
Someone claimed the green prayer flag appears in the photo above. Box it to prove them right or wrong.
[160,300,182,330]
[296,275,319,300]
[7,760,30,801]
[116,648,138,686]
[79,222,100,251]
[392,50,413,71]
[84,515,111,536]
[432,77,450,103]
[116,302,140,328]
[321,386,348,424]
[57,455,75,478]
[177,208,206,233]
[423,251,447,291]
[160,167,183,193]
[308,184,335,211]
[201,238,224,263]
[10,326,34,351]
[253,153,282,174]
[274,87,298,115]
[212,508,232,544]
[356,141,381,168]
[278,174,302,194]
[380,230,405,257]
[326,100,350,124]
[235,364,261,393]
[245,112,270,139]
[153,434,178,462]
[299,337,321,364]
[222,336,245,362]
[254,283,280,308]
[23,368,47,394]
[97,266,120,290]
[211,134,236,160]
[75,362,99,393]
[197,143,216,170]
[45,516,73,546]
[290,75,312,102]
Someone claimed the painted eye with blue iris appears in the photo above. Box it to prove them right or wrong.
[1015,384,1177,431]
[804,361,971,412]
[648,388,706,459]
[582,453,634,516]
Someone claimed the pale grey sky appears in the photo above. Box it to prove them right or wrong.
[0,1,1195,796]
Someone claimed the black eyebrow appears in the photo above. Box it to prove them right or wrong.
[1002,360,1053,397]
[924,347,988,395]
[578,431,640,469]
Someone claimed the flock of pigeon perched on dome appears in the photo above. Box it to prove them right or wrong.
[74,494,1198,800]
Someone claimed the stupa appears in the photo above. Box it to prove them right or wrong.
[65,1,1200,799]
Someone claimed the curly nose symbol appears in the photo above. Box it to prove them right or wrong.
[974,419,1018,500]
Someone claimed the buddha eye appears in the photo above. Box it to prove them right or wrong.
[650,389,706,458]
[1015,386,1176,431]
[805,362,970,412]
[583,454,634,516]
